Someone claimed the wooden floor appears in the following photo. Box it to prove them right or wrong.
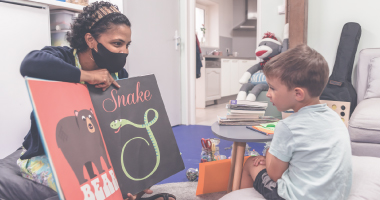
[196,95,237,125]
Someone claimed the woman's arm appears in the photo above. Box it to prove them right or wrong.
[20,46,81,83]
[20,46,122,90]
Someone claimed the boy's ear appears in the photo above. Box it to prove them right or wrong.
[294,87,305,101]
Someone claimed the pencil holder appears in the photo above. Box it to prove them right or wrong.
[200,148,211,163]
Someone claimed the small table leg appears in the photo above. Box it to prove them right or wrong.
[227,142,237,193]
[232,142,246,191]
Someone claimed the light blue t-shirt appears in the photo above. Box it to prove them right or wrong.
[269,104,352,200]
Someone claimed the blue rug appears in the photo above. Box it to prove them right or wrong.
[157,125,265,184]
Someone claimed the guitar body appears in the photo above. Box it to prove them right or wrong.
[321,81,356,115]
[320,22,361,116]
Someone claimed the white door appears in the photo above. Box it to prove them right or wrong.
[124,1,182,126]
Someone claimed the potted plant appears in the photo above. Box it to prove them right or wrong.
[200,24,206,43]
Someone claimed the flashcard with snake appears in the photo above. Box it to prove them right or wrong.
[88,74,184,196]
[25,75,184,200]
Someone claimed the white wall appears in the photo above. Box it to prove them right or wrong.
[181,0,196,124]
[308,0,380,79]
[208,3,220,47]
[259,0,285,42]
[89,0,123,12]
[211,0,233,38]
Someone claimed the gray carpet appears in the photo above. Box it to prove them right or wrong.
[141,182,227,200]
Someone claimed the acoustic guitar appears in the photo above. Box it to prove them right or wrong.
[320,22,361,117]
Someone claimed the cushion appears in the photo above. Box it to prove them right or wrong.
[349,156,380,199]
[364,57,380,99]
[348,98,380,143]
[355,49,380,104]
[219,188,265,200]
[0,148,58,200]
[351,142,380,158]
[219,156,380,200]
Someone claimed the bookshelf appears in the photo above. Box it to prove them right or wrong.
[26,0,84,12]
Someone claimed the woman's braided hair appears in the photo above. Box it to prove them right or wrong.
[66,1,131,52]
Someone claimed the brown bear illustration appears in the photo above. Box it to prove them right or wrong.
[56,108,111,184]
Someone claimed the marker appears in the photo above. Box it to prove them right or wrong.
[246,126,271,136]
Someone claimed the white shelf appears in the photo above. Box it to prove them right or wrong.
[51,30,71,33]
[26,0,84,12]
[200,45,219,49]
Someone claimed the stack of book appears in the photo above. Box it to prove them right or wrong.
[218,100,278,126]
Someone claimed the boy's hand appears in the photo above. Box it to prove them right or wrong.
[252,155,266,166]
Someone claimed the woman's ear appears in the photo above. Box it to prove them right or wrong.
[294,87,305,102]
[84,33,96,49]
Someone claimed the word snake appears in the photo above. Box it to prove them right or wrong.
[110,108,159,181]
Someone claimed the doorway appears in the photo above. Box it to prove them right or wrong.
[194,0,260,125]
[124,0,196,126]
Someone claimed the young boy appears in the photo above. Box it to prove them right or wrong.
[240,44,352,200]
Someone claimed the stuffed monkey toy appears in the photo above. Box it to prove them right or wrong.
[236,29,288,101]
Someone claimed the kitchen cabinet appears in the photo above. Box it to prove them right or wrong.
[196,58,222,108]
[221,58,258,97]
[238,60,258,87]
[196,57,257,108]
[221,59,231,97]
[27,0,84,12]
[205,68,221,101]
[0,0,83,159]
[230,59,240,95]
[238,59,256,76]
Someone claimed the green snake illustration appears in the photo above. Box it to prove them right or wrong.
[110,108,159,181]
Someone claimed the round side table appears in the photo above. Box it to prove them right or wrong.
[211,122,273,192]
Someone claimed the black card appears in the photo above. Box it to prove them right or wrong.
[88,74,184,197]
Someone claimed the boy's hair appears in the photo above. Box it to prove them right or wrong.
[263,44,329,97]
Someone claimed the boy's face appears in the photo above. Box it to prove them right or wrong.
[266,77,296,112]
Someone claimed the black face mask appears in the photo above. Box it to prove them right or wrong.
[91,42,128,73]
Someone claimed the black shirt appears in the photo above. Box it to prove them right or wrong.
[19,46,128,160]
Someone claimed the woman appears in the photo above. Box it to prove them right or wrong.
[18,2,174,200]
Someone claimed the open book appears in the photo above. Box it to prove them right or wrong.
[25,74,184,200]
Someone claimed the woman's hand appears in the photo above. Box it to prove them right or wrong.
[252,155,266,166]
[80,69,120,91]
[125,188,153,200]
